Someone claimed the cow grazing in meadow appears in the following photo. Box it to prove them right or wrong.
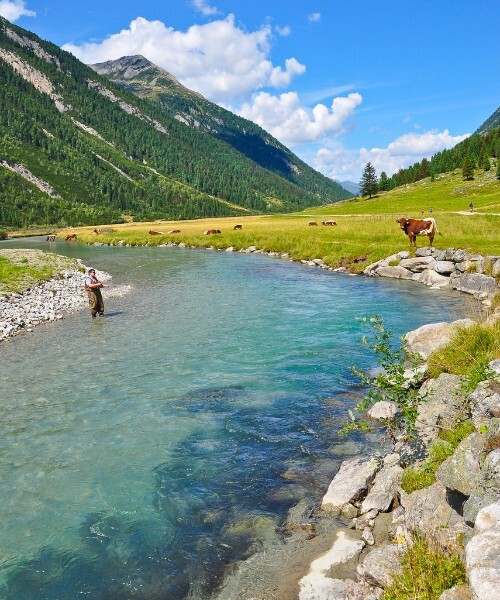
[204,229,221,235]
[396,217,441,247]
[233,224,243,230]
[65,233,77,241]
[167,230,181,234]
[93,228,115,234]
[46,234,56,242]
[308,221,318,226]
[148,230,164,235]
[321,220,337,226]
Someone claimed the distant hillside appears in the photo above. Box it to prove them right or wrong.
[475,106,500,134]
[335,180,360,195]
[90,55,351,200]
[0,20,351,228]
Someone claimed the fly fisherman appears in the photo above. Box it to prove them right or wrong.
[84,268,107,318]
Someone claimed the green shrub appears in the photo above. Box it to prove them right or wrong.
[382,534,466,599]
[0,230,7,240]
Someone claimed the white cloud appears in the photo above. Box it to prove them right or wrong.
[238,92,362,146]
[275,25,291,36]
[0,0,35,21]
[311,129,469,182]
[308,12,321,22]
[63,14,305,103]
[192,0,218,16]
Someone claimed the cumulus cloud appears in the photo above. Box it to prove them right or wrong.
[63,14,305,103]
[308,13,321,22]
[0,0,35,21]
[275,25,291,36]
[192,0,218,16]
[238,92,362,146]
[312,129,469,182]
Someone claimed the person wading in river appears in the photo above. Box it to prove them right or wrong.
[84,268,107,317]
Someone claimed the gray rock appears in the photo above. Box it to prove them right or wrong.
[413,269,451,288]
[396,251,410,259]
[439,585,471,600]
[374,266,414,279]
[404,319,474,361]
[362,527,375,545]
[416,373,469,444]
[463,449,500,526]
[451,272,498,297]
[361,463,403,514]
[452,249,467,262]
[434,260,456,274]
[475,501,500,532]
[492,259,500,278]
[489,360,500,377]
[436,433,486,495]
[415,247,434,257]
[357,545,402,587]
[299,577,366,600]
[321,456,382,512]
[465,524,500,600]
[366,401,399,421]
[399,256,436,272]
[469,381,500,429]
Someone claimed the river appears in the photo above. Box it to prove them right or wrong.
[0,238,474,599]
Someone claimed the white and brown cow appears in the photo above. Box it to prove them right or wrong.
[396,217,441,247]
[321,220,337,226]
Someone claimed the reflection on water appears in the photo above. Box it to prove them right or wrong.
[0,240,473,598]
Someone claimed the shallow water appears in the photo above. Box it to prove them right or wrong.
[0,239,473,599]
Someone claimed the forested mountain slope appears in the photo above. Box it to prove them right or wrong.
[475,106,500,134]
[0,18,351,228]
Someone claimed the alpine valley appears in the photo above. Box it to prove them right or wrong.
[0,17,352,228]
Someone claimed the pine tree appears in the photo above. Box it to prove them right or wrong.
[483,155,491,171]
[496,160,500,180]
[462,156,474,181]
[379,171,389,191]
[360,162,378,198]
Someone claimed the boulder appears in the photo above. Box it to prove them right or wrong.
[366,401,399,421]
[396,251,410,259]
[436,433,486,495]
[434,260,456,275]
[465,523,500,600]
[415,373,469,444]
[469,380,500,429]
[413,269,451,288]
[373,266,414,279]
[321,456,382,512]
[415,247,434,257]
[399,256,436,272]
[404,319,474,361]
[450,272,498,297]
[357,544,402,587]
[452,249,467,262]
[475,501,500,532]
[463,449,500,526]
[439,585,471,599]
[492,259,500,278]
[299,577,366,600]
[363,255,399,276]
[361,463,404,514]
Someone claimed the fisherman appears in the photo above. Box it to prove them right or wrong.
[84,267,107,318]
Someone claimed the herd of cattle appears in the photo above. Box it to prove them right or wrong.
[56,217,440,247]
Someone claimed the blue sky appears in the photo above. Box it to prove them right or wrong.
[2,0,499,181]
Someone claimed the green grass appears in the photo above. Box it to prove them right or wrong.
[401,421,476,494]
[382,534,466,599]
[0,250,79,294]
[428,321,500,391]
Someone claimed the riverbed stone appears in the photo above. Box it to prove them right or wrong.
[465,521,500,600]
[463,449,500,526]
[404,319,474,361]
[361,463,404,514]
[321,456,382,513]
[436,433,486,495]
[357,544,402,587]
[469,381,500,429]
[416,373,468,444]
[366,401,399,422]
[399,256,436,272]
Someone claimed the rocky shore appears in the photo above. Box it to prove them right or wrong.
[214,319,500,600]
[0,254,128,341]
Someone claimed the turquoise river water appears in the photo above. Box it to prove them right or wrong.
[0,238,474,599]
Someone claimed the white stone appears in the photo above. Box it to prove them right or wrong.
[434,260,456,274]
[466,525,500,600]
[361,463,403,514]
[399,256,436,272]
[321,456,382,512]
[413,269,451,288]
[367,401,399,421]
[475,502,500,532]
[404,319,475,360]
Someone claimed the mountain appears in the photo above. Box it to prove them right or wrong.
[0,20,351,229]
[475,106,500,134]
[335,180,360,195]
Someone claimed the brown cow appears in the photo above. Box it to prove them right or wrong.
[65,233,77,241]
[396,217,441,247]
[148,230,164,235]
[308,221,318,226]
[204,229,221,235]
[321,220,337,226]
[167,229,181,234]
[46,234,56,242]
[233,224,243,230]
